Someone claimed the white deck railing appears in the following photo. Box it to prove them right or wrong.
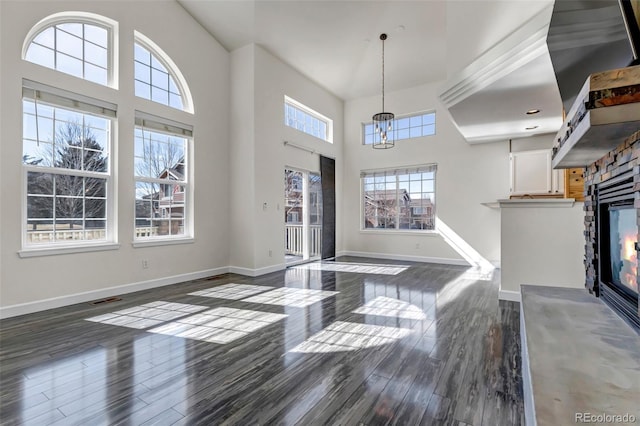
[285,224,321,257]
[25,226,177,243]
[26,229,108,243]
[27,225,318,250]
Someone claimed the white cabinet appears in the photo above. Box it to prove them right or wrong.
[510,149,564,195]
[552,167,564,194]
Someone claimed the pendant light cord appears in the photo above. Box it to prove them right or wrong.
[381,35,385,112]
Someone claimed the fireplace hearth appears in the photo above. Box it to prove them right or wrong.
[584,131,640,333]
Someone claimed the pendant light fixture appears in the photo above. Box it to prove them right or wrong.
[372,33,395,149]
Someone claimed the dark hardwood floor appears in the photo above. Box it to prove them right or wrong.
[0,257,523,425]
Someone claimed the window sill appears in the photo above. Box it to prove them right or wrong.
[359,229,440,236]
[132,237,194,248]
[19,242,120,258]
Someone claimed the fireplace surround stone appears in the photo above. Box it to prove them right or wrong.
[584,130,640,331]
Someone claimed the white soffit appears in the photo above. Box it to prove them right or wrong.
[439,3,563,144]
[439,4,554,108]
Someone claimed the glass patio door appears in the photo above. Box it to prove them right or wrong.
[284,168,322,264]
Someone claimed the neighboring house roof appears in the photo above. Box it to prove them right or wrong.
[364,189,411,202]
[158,156,185,181]
[409,199,434,208]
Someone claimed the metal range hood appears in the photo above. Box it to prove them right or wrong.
[547,0,640,168]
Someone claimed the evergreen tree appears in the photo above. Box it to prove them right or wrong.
[54,122,107,227]
[26,122,107,229]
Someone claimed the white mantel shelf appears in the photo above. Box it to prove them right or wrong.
[491,198,577,208]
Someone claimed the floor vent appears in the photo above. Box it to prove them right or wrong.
[90,296,122,305]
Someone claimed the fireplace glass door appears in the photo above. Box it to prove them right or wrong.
[608,206,638,295]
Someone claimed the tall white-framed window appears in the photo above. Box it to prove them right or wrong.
[134,32,193,113]
[21,81,116,251]
[362,111,435,145]
[134,114,192,242]
[361,164,436,231]
[22,13,118,87]
[284,96,333,143]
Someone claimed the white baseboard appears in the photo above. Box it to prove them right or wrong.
[340,250,470,266]
[499,289,521,302]
[228,263,285,277]
[0,267,229,319]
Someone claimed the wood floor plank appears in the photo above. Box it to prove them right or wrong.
[390,356,442,426]
[324,373,391,426]
[0,257,524,425]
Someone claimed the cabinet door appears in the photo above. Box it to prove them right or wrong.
[510,150,552,195]
[552,168,564,194]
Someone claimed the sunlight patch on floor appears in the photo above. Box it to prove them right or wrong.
[289,321,412,354]
[147,307,287,344]
[188,283,274,300]
[85,302,209,329]
[242,287,338,308]
[352,296,427,320]
[292,261,409,275]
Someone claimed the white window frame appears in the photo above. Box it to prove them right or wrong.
[362,110,436,145]
[19,82,118,257]
[133,113,194,247]
[284,96,333,143]
[360,164,437,234]
[22,12,119,88]
[133,31,194,114]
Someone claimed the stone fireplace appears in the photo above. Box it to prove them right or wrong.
[584,130,640,332]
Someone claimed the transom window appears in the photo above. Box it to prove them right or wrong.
[363,111,436,145]
[361,165,436,231]
[284,96,332,142]
[134,42,184,110]
[24,21,111,86]
[22,84,114,246]
[134,118,191,240]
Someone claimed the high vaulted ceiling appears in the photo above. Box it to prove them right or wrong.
[177,0,562,143]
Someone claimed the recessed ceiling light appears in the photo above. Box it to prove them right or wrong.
[526,109,540,115]
[525,125,539,130]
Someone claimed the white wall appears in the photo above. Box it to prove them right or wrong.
[510,133,555,153]
[343,82,509,265]
[228,44,344,273]
[501,203,585,293]
[229,44,256,269]
[0,0,230,310]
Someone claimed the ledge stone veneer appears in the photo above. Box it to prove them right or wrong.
[583,130,640,301]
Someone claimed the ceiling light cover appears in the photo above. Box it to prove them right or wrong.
[373,33,395,149]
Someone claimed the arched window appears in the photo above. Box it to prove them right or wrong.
[19,15,196,255]
[22,12,117,86]
[134,32,193,113]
